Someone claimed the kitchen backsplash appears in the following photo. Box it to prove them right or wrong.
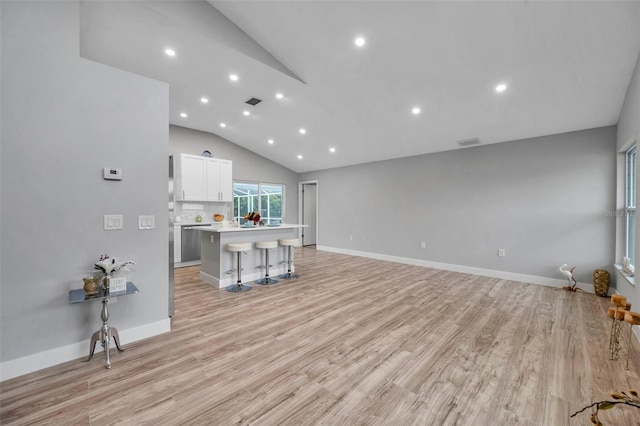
[175,202,231,223]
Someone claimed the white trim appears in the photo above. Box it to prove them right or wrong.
[298,180,319,245]
[0,318,171,382]
[316,245,595,293]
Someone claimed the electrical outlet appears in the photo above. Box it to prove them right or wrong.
[498,248,506,257]
[349,235,353,241]
[420,241,426,249]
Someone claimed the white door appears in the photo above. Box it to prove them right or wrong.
[302,183,317,246]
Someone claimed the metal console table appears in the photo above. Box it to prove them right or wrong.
[69,282,139,369]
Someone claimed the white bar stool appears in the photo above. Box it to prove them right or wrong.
[279,238,299,280]
[255,241,279,285]
[225,242,252,292]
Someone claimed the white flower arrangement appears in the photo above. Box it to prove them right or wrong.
[94,254,135,275]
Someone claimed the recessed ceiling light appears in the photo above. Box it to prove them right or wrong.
[164,48,176,57]
[268,139,274,144]
[276,93,284,100]
[412,107,421,115]
[200,97,209,104]
[329,147,336,153]
[220,123,226,128]
[355,37,366,47]
[297,155,303,159]
[495,83,507,92]
[229,74,239,82]
[243,110,250,116]
[180,112,187,118]
[299,128,306,135]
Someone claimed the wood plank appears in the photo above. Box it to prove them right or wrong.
[1,248,639,425]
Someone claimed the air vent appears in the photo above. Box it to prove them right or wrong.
[245,97,262,106]
[456,137,481,147]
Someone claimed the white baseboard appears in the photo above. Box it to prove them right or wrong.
[0,318,171,382]
[316,245,595,293]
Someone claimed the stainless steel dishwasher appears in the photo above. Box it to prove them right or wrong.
[181,224,210,263]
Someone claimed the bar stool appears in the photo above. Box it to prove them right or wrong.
[624,311,640,370]
[279,238,299,280]
[225,242,252,292]
[255,241,279,285]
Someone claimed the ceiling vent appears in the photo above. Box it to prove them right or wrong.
[456,137,481,147]
[245,97,262,106]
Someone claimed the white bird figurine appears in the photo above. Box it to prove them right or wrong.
[559,263,578,291]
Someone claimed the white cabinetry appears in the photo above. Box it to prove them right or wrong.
[206,158,233,202]
[175,154,206,201]
[175,154,232,202]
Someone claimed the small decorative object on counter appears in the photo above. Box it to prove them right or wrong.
[195,214,203,223]
[244,211,261,225]
[82,276,100,296]
[214,213,224,222]
[593,269,610,297]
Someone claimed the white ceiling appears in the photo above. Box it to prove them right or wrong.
[80,1,640,173]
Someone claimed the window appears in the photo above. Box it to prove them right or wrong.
[233,182,284,223]
[625,145,636,267]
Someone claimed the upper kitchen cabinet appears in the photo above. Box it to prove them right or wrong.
[206,158,233,202]
[175,154,233,202]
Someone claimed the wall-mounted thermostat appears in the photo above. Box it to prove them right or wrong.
[103,167,122,180]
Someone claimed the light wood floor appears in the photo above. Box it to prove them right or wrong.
[1,248,639,425]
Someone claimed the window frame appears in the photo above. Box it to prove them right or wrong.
[625,145,636,268]
[233,181,285,223]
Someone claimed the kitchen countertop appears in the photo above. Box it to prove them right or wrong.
[199,224,306,233]
[175,221,221,226]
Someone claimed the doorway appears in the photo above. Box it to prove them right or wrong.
[299,181,318,247]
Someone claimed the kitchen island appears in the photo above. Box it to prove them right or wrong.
[199,224,305,289]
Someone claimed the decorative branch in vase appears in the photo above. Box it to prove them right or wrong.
[571,389,640,425]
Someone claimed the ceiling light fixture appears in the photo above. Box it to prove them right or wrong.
[243,110,250,116]
[229,74,239,82]
[355,36,366,47]
[495,83,507,92]
[220,123,226,128]
[276,93,284,100]
[329,147,336,153]
[268,139,274,144]
[299,128,306,135]
[297,155,303,159]
[164,48,176,57]
[180,112,187,118]
[412,107,421,115]
[200,97,209,103]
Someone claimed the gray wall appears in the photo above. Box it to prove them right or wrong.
[617,52,640,309]
[169,125,299,223]
[1,1,169,374]
[300,126,617,284]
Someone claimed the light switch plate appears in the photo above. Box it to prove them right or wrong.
[104,215,123,230]
[138,215,155,230]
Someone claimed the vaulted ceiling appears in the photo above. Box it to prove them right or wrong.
[80,1,640,173]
